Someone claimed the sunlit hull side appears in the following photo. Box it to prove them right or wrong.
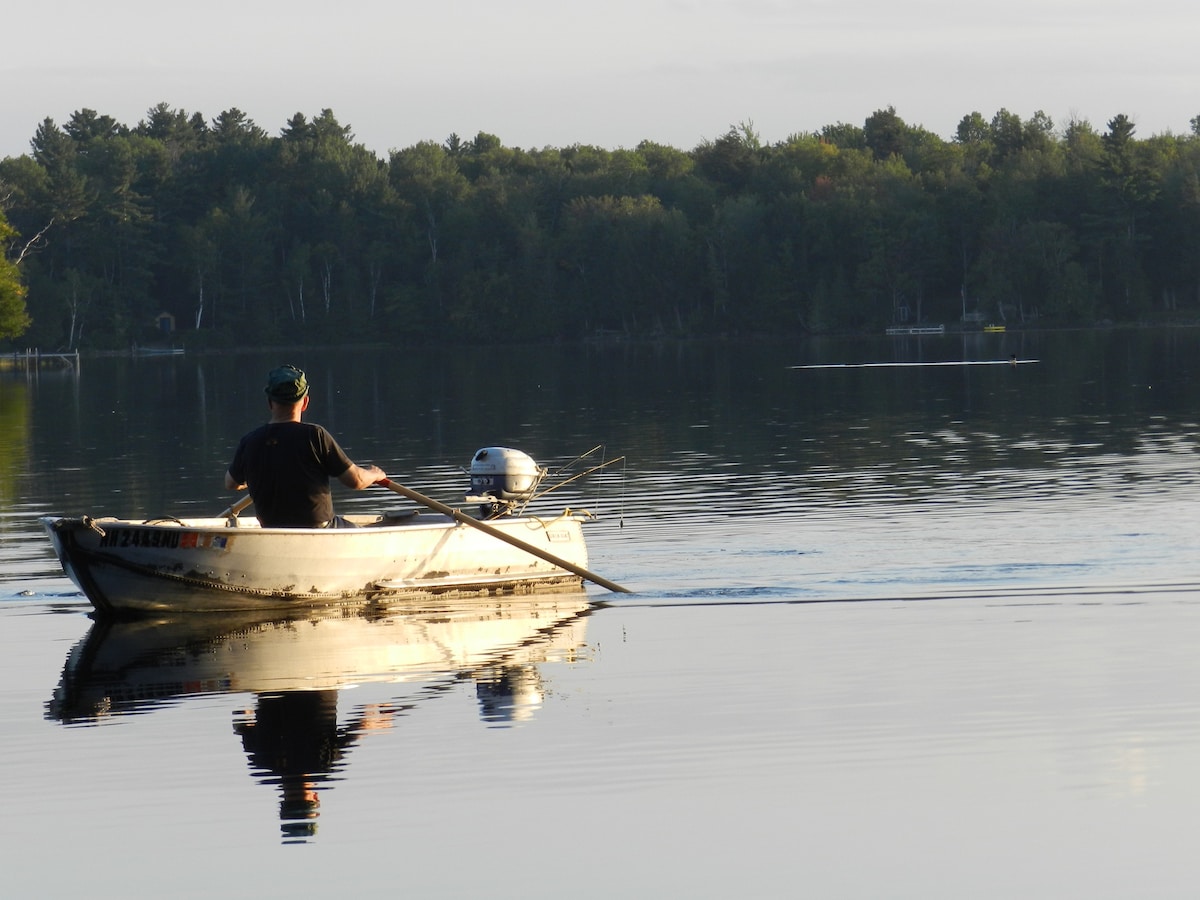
[41,511,588,616]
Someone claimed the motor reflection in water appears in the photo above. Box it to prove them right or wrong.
[46,591,595,842]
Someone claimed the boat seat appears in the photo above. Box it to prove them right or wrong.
[366,510,420,526]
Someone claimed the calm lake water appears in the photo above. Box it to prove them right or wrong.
[4,330,1200,898]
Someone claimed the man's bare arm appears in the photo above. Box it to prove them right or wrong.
[338,463,387,490]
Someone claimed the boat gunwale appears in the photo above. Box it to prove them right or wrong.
[42,509,584,537]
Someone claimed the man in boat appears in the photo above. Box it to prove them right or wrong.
[224,365,387,527]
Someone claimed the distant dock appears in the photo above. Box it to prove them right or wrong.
[0,349,80,371]
[885,325,945,336]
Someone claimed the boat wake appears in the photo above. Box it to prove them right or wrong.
[602,579,1200,610]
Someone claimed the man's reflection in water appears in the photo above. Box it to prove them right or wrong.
[233,690,357,842]
[232,668,543,840]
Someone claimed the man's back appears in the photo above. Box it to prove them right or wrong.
[229,421,352,527]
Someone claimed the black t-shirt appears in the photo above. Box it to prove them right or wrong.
[228,422,354,527]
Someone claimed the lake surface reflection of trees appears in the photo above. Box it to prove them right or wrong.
[0,377,30,506]
[10,328,1200,587]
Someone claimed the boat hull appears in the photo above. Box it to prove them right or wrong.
[41,511,588,616]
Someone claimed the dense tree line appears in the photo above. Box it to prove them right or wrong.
[0,210,29,340]
[2,103,1199,349]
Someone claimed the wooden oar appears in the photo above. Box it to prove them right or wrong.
[219,493,255,519]
[375,478,631,594]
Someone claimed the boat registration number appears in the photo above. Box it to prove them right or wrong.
[100,529,231,550]
[100,528,180,549]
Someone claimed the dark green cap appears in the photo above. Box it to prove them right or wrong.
[265,365,308,403]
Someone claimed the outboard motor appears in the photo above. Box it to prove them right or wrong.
[467,447,545,518]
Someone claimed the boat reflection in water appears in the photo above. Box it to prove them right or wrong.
[46,590,595,842]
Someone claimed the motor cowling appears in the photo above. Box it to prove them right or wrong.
[468,447,545,516]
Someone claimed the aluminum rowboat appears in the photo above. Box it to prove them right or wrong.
[41,510,588,616]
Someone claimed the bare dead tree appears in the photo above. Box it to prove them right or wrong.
[13,218,55,265]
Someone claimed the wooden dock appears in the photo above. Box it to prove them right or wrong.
[0,349,80,371]
[885,325,945,336]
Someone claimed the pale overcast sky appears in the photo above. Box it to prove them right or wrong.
[3,0,1196,160]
